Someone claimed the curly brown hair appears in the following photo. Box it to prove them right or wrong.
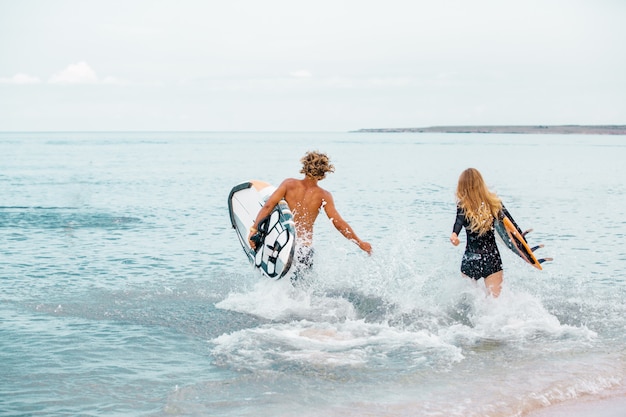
[300,151,335,180]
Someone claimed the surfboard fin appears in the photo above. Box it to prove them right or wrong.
[522,228,533,237]
[531,244,544,252]
[538,257,553,264]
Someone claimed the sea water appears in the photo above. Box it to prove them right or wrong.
[1,131,624,417]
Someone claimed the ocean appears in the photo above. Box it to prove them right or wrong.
[1,131,625,417]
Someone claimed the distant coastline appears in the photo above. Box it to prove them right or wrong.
[354,125,626,135]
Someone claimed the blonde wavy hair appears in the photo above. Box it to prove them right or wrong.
[300,151,335,180]
[456,168,502,236]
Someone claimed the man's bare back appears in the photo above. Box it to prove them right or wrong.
[279,177,328,241]
[249,179,371,253]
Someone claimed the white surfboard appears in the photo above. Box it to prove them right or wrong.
[228,180,297,279]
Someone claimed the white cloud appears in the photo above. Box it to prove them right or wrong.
[0,73,42,84]
[48,61,99,84]
[1,64,126,86]
[45,62,127,85]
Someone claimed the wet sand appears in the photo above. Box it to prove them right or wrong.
[527,392,626,417]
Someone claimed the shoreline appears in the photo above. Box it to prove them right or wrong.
[354,125,626,135]
[525,384,626,417]
[527,395,626,417]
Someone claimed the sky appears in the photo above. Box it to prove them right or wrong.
[1,0,625,131]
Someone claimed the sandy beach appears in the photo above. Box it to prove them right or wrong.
[527,389,626,417]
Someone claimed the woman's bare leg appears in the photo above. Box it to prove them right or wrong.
[484,270,503,297]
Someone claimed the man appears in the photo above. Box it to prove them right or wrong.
[248,151,372,270]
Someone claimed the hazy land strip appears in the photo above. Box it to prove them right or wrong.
[354,125,626,135]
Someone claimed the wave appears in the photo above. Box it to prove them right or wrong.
[0,207,141,229]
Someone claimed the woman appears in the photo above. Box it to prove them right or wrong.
[450,168,503,297]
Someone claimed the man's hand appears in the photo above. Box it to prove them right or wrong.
[358,240,372,255]
[248,227,258,249]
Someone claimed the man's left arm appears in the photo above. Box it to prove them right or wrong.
[323,194,372,255]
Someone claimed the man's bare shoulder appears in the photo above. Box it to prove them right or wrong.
[277,178,301,191]
[279,178,300,187]
[318,187,332,199]
[312,182,330,195]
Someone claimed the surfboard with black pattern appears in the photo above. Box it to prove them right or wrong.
[228,180,296,279]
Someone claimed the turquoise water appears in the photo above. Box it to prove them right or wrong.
[1,132,625,416]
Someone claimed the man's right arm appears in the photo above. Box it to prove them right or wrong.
[248,182,288,248]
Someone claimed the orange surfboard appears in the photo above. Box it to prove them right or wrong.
[494,209,552,270]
